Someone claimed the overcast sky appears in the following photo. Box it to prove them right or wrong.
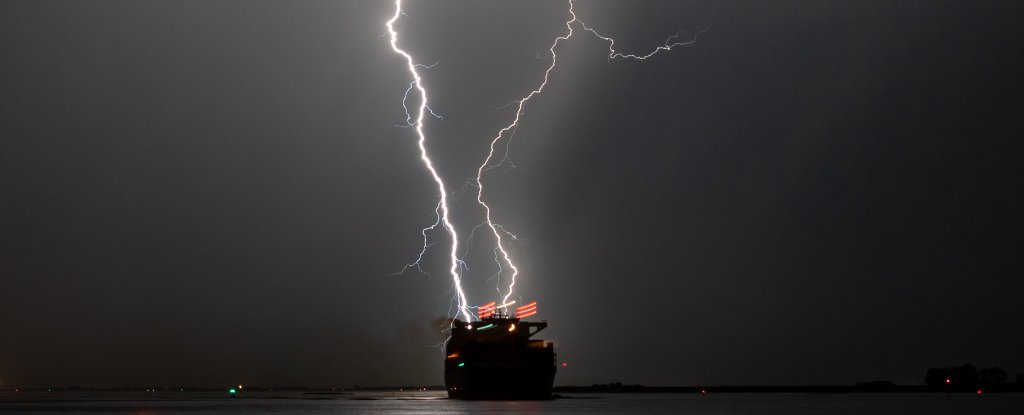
[1,0,1022,388]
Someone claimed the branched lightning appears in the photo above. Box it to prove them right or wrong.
[386,0,702,321]
[390,201,442,277]
[580,25,710,61]
[473,1,579,310]
[474,0,704,308]
[397,78,443,129]
[386,0,471,322]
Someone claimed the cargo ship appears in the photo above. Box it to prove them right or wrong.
[444,301,556,400]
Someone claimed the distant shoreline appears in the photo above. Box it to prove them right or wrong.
[554,384,1024,394]
[5,384,1022,394]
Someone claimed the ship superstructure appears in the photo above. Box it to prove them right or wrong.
[444,301,556,399]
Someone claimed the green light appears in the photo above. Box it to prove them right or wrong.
[476,324,495,331]
[229,388,237,394]
[458,362,465,367]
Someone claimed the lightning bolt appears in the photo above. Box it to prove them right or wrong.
[472,1,577,310]
[580,24,709,62]
[385,0,704,322]
[386,0,471,323]
[475,0,706,308]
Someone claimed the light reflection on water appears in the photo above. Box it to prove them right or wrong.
[1,391,1023,414]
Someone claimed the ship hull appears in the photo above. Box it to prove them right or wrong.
[444,353,556,399]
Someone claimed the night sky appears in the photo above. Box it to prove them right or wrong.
[2,0,1022,389]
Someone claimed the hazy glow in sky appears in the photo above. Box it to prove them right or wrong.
[0,0,1021,388]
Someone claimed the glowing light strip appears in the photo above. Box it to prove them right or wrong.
[479,301,496,318]
[387,0,471,322]
[516,300,537,318]
[516,301,537,310]
[476,324,496,330]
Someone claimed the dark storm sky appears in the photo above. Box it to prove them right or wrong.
[2,0,1022,388]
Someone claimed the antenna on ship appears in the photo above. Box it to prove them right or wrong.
[498,300,516,318]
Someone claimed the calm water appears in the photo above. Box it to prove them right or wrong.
[2,391,1023,414]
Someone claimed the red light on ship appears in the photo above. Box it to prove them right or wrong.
[516,301,538,318]
[977,389,982,396]
[562,362,568,367]
[478,302,497,318]
[945,378,951,384]
[700,389,707,396]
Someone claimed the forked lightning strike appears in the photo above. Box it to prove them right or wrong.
[386,0,471,323]
[386,0,702,321]
[475,0,704,309]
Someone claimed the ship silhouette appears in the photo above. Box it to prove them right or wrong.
[444,301,556,399]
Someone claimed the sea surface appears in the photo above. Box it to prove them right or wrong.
[2,391,1023,414]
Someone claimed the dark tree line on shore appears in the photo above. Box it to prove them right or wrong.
[925,364,1023,391]
[555,364,1024,393]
